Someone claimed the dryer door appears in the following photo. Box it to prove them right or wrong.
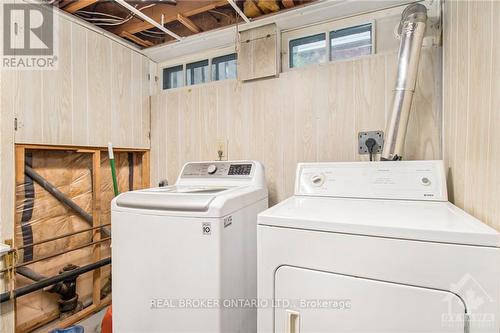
[274,266,466,333]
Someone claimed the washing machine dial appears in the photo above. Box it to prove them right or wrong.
[310,173,326,187]
[207,164,218,175]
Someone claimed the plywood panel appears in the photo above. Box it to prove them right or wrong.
[71,24,89,145]
[317,61,356,162]
[111,43,133,147]
[443,0,499,231]
[42,17,73,145]
[14,70,43,143]
[239,24,278,81]
[87,33,112,147]
[152,48,441,206]
[9,13,151,149]
[165,91,180,185]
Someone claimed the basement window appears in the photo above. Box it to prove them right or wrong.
[212,53,237,81]
[163,65,184,90]
[289,33,327,68]
[186,59,209,86]
[330,23,373,61]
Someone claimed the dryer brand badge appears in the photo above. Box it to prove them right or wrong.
[224,216,232,228]
[202,223,211,235]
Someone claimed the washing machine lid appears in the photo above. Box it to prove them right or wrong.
[258,196,500,247]
[115,185,236,212]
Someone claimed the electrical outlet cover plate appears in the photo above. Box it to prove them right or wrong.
[358,131,384,154]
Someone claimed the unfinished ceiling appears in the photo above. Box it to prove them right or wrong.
[54,0,315,49]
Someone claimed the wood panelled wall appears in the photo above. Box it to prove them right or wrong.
[1,12,152,333]
[1,16,151,149]
[151,47,441,205]
[443,0,500,232]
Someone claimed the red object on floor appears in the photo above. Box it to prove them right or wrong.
[101,306,112,333]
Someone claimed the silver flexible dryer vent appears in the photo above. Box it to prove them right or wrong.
[381,3,428,161]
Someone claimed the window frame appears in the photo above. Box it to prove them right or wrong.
[329,23,373,62]
[162,64,184,90]
[211,53,237,81]
[288,33,327,69]
[160,48,239,91]
[283,19,376,71]
[185,59,209,86]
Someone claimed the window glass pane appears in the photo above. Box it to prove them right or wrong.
[212,53,237,81]
[186,59,209,86]
[330,24,372,61]
[289,33,326,68]
[163,65,183,90]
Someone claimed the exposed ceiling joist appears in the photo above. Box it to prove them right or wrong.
[64,0,99,13]
[120,31,154,48]
[111,0,229,36]
[114,0,182,40]
[227,0,250,23]
[177,14,202,33]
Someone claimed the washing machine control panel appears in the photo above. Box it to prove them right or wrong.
[296,161,447,201]
[181,162,254,178]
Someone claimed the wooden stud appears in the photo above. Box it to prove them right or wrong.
[15,143,148,153]
[11,144,151,332]
[177,14,202,33]
[63,0,99,13]
[16,309,60,333]
[26,296,112,333]
[91,150,102,307]
[120,31,155,48]
[141,151,151,189]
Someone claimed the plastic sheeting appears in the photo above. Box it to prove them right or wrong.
[14,149,143,329]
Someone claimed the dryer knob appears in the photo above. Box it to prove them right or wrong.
[207,164,218,175]
[311,174,325,187]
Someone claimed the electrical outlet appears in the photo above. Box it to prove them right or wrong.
[358,131,384,155]
[216,139,228,161]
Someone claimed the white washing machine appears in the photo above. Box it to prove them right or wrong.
[258,160,499,333]
[112,160,267,333]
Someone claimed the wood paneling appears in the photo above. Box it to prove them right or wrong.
[443,0,500,232]
[152,48,441,205]
[9,14,151,149]
[239,24,279,81]
[0,11,152,333]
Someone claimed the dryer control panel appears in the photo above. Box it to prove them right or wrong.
[295,160,447,201]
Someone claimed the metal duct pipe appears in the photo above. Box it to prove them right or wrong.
[381,3,428,161]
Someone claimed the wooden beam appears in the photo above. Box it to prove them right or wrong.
[111,0,228,35]
[63,0,99,13]
[16,309,60,333]
[141,151,151,189]
[177,14,202,33]
[92,150,102,307]
[120,31,155,48]
[282,0,295,8]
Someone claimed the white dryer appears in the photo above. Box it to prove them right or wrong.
[258,160,499,333]
[112,161,267,333]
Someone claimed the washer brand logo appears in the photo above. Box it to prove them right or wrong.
[202,223,211,235]
[2,2,58,69]
[224,216,232,228]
